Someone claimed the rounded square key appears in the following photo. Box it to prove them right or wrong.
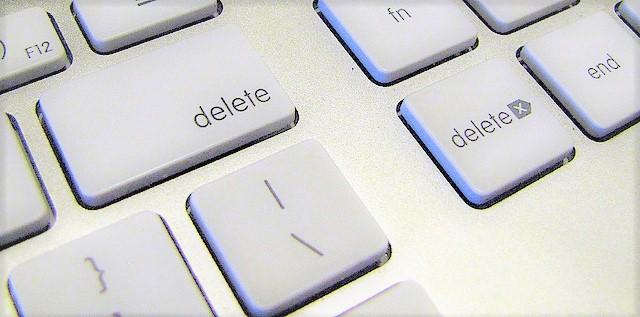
[521,12,640,140]
[465,0,576,34]
[0,7,70,92]
[38,25,296,209]
[1,115,51,248]
[8,212,212,316]
[317,0,477,85]
[72,0,219,53]
[400,58,574,208]
[188,140,390,317]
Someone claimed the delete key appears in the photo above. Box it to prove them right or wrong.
[399,58,574,208]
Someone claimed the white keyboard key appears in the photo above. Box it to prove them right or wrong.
[339,281,440,317]
[466,0,576,34]
[189,140,389,317]
[619,0,640,34]
[73,0,218,53]
[38,25,296,209]
[9,212,212,316]
[317,0,477,84]
[0,8,70,93]
[0,115,51,248]
[399,58,574,207]
[521,12,640,140]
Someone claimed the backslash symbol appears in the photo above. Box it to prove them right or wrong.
[507,99,532,119]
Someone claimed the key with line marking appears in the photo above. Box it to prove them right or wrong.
[72,0,219,53]
[188,140,390,317]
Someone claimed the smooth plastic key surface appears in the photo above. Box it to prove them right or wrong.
[521,12,640,140]
[317,0,477,84]
[619,0,640,33]
[38,25,297,208]
[0,7,69,92]
[0,115,51,248]
[400,58,574,207]
[73,0,219,53]
[340,281,440,317]
[8,211,212,316]
[189,140,389,317]
[466,0,575,33]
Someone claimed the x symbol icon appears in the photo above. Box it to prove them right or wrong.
[507,99,532,119]
[513,104,527,114]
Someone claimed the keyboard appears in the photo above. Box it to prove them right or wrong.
[1,0,639,316]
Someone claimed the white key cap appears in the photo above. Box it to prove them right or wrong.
[520,12,640,140]
[339,281,440,317]
[8,212,212,316]
[619,0,640,34]
[465,0,576,34]
[38,25,297,209]
[0,115,51,248]
[317,0,477,84]
[188,140,389,317]
[0,8,70,92]
[399,58,574,207]
[73,0,218,53]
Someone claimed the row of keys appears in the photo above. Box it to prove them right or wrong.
[8,141,433,316]
[2,23,298,247]
[0,1,219,93]
[400,11,639,207]
[4,1,638,93]
[4,7,638,216]
[317,0,639,85]
[3,7,636,233]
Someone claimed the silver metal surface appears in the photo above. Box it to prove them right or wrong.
[1,1,638,316]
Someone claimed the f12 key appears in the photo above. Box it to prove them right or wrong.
[0,8,70,93]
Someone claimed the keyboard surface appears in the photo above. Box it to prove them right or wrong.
[1,0,638,316]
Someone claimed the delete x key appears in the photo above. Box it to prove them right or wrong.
[400,58,574,208]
